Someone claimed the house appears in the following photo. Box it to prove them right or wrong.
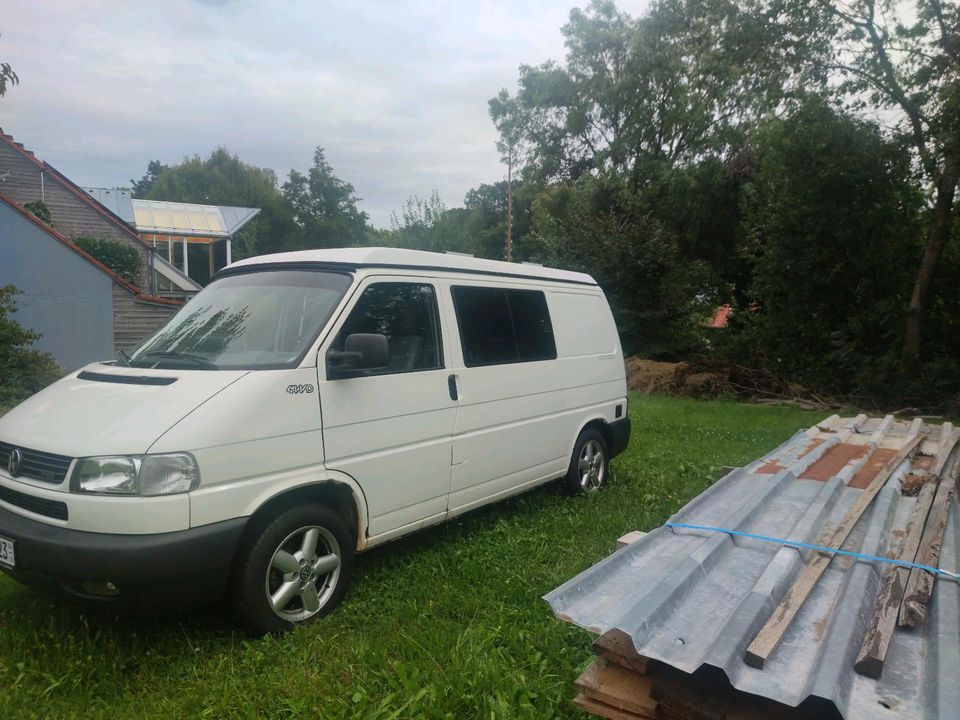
[0,129,194,368]
[84,188,260,288]
[0,194,182,369]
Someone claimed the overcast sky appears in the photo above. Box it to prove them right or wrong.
[1,0,650,227]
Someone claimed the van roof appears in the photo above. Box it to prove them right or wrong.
[226,247,597,286]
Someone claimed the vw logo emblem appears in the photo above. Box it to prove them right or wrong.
[8,448,23,478]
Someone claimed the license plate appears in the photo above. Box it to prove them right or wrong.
[0,536,14,569]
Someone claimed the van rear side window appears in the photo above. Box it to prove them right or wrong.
[451,286,557,367]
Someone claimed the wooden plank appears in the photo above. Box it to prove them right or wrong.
[854,480,938,677]
[616,531,648,550]
[574,659,657,716]
[572,692,652,720]
[744,430,925,669]
[591,629,651,674]
[899,458,959,626]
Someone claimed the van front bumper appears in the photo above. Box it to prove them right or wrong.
[0,505,246,608]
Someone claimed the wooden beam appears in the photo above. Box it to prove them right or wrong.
[899,448,959,626]
[591,629,651,674]
[854,480,938,677]
[573,692,652,720]
[744,431,925,669]
[574,659,657,717]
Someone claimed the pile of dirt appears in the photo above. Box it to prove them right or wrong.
[624,356,838,410]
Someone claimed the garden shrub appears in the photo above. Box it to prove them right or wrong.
[23,200,51,224]
[75,236,141,285]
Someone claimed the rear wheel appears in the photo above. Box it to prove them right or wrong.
[564,428,609,495]
[233,503,353,634]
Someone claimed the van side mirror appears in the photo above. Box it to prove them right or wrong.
[327,333,390,378]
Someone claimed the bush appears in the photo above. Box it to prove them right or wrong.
[23,200,51,224]
[0,285,62,409]
[74,236,141,285]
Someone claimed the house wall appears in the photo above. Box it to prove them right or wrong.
[0,201,115,370]
[112,285,179,354]
[0,142,151,287]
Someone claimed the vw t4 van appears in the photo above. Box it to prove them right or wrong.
[0,248,630,633]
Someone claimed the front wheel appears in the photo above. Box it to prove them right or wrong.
[233,503,354,635]
[564,427,609,495]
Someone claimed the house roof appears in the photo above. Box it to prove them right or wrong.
[83,188,261,239]
[0,193,181,307]
[228,247,597,286]
[705,303,733,329]
[0,129,146,246]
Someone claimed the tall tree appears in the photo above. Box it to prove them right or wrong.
[489,90,526,261]
[130,160,169,198]
[799,0,960,372]
[492,0,817,187]
[737,96,921,393]
[0,34,17,98]
[136,148,298,258]
[282,147,370,249]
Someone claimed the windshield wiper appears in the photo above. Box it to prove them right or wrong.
[133,351,219,369]
[117,349,133,367]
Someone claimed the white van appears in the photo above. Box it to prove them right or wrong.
[0,248,630,633]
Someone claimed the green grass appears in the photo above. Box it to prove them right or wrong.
[0,394,820,719]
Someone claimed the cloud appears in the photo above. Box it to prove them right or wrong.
[1,0,650,227]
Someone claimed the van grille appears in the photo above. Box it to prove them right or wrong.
[0,484,69,520]
[0,442,73,484]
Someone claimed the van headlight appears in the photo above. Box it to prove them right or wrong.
[72,454,199,496]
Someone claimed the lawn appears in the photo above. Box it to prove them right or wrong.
[0,394,821,719]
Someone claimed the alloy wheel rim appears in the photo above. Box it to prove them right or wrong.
[265,525,341,622]
[579,439,606,491]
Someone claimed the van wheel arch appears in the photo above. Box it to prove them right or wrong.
[575,418,614,458]
[242,482,361,551]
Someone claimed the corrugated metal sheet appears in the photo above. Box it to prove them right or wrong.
[545,415,960,720]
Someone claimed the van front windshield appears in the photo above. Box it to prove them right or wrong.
[129,270,352,370]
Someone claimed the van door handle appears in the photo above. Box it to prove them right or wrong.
[447,374,458,401]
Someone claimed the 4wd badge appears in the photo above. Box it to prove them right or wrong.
[286,384,315,395]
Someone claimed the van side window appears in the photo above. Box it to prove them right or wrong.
[335,283,443,374]
[451,286,557,367]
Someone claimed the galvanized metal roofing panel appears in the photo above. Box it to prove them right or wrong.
[82,187,135,223]
[545,416,960,720]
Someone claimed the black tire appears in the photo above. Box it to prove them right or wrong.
[232,503,354,635]
[563,427,610,495]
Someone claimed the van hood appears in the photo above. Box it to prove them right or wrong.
[0,363,248,457]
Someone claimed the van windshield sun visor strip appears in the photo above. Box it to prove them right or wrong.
[77,371,177,386]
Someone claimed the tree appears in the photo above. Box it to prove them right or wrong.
[130,160,169,198]
[532,175,712,356]
[493,0,815,187]
[489,90,526,261]
[135,148,299,258]
[733,96,921,394]
[281,147,370,249]
[796,0,960,372]
[0,286,61,407]
[0,34,17,98]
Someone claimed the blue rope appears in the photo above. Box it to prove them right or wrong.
[664,521,959,580]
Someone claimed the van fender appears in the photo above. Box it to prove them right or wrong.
[567,411,616,463]
[242,468,370,550]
